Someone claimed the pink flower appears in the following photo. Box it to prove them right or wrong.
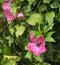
[4,0,11,3]
[27,34,46,56]
[17,13,26,21]
[17,13,24,18]
[8,0,11,2]
[2,3,14,21]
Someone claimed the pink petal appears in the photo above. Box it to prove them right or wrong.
[3,3,11,11]
[30,34,34,40]
[3,3,14,21]
[30,34,37,43]
[4,10,14,21]
[27,43,36,52]
[38,36,45,45]
[18,13,24,18]
[8,0,11,2]
[32,46,41,56]
[39,44,46,54]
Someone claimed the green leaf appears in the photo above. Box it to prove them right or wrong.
[37,62,51,65]
[25,52,32,60]
[28,0,35,4]
[44,24,54,33]
[30,30,42,37]
[43,0,51,3]
[26,13,43,25]
[9,28,15,35]
[10,4,17,16]
[6,36,14,47]
[45,11,55,25]
[3,44,11,55]
[45,32,55,42]
[57,15,60,22]
[39,5,47,12]
[50,1,59,8]
[15,25,25,38]
[35,56,43,62]
[1,55,20,65]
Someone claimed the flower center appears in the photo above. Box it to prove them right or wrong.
[36,42,41,47]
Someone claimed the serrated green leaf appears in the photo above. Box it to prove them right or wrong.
[25,52,32,60]
[15,25,25,38]
[45,37,55,42]
[26,13,43,25]
[45,11,55,25]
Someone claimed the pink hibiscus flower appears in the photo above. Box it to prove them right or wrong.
[2,3,14,21]
[27,34,46,56]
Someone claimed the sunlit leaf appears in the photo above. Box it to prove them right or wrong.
[44,24,54,33]
[43,0,51,3]
[6,36,14,47]
[27,13,43,25]
[1,55,21,65]
[45,32,55,42]
[45,11,55,25]
[9,28,15,35]
[25,52,32,60]
[15,25,25,38]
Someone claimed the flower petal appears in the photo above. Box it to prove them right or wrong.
[3,3,11,11]
[4,10,14,21]
[38,36,46,45]
[3,3,14,21]
[32,46,41,56]
[27,43,36,52]
[30,34,37,43]
[39,44,46,54]
[18,13,24,18]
